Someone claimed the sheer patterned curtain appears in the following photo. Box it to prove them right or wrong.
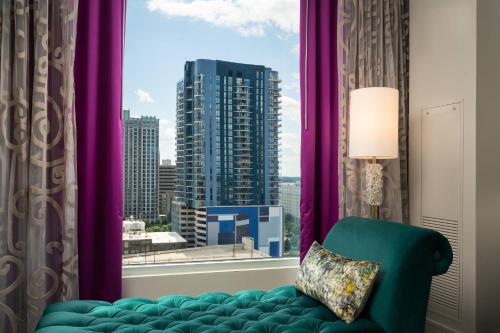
[0,1,79,332]
[338,0,409,222]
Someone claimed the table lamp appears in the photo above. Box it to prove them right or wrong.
[348,87,399,219]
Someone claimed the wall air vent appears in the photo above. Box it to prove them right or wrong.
[422,217,460,317]
[420,102,462,319]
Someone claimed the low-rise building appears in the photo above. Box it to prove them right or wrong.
[159,159,176,220]
[195,205,283,257]
[122,219,187,255]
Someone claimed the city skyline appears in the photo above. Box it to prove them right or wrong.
[172,59,282,248]
[122,0,300,177]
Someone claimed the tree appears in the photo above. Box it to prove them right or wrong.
[284,213,300,251]
[145,224,171,232]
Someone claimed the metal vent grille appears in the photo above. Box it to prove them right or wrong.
[422,216,460,317]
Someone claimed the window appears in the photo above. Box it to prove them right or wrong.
[122,0,300,265]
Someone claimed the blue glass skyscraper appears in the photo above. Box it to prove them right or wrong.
[175,60,281,209]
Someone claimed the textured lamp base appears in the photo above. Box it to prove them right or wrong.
[366,159,383,220]
[370,205,380,219]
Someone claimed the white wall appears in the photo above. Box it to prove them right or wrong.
[476,0,500,331]
[411,0,500,332]
[409,0,476,332]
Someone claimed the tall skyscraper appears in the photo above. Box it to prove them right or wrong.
[159,159,176,220]
[176,59,280,208]
[173,60,281,246]
[123,110,159,220]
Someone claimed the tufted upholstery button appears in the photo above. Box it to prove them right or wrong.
[35,286,385,332]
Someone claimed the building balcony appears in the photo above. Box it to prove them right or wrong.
[233,120,250,126]
[233,141,251,146]
[233,128,251,132]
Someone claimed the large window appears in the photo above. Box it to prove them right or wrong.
[122,0,300,265]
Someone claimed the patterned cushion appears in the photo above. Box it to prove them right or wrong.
[35,285,385,332]
[295,241,380,323]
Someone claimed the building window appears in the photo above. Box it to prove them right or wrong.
[122,0,300,265]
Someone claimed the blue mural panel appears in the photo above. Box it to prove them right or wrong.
[269,241,280,257]
[219,221,234,233]
[205,206,282,257]
[218,233,235,245]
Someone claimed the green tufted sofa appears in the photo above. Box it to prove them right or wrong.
[36,217,452,333]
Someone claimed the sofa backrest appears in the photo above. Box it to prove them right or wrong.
[322,216,452,333]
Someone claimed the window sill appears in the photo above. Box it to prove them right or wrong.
[123,257,300,278]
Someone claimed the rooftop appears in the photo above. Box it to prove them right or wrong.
[123,231,187,245]
[122,244,268,265]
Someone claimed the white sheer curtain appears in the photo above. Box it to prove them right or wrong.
[0,1,79,331]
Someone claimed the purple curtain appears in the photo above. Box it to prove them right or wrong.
[300,0,339,261]
[74,0,126,301]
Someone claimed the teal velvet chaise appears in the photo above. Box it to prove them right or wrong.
[36,217,452,333]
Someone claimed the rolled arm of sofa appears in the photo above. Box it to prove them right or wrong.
[321,216,454,333]
[430,231,453,276]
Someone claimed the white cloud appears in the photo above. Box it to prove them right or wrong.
[281,132,300,152]
[280,94,301,176]
[160,140,176,164]
[146,0,299,37]
[280,131,300,177]
[159,119,176,140]
[291,42,300,55]
[159,118,176,162]
[282,72,300,95]
[281,95,301,125]
[134,89,155,103]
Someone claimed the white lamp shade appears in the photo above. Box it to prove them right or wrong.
[348,87,399,159]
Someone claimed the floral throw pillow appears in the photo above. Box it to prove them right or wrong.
[295,241,380,323]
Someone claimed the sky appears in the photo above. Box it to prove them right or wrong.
[123,0,301,177]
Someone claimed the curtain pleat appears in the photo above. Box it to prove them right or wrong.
[299,0,339,260]
[74,0,125,302]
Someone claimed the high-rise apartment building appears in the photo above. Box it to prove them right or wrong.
[159,159,176,220]
[173,60,281,246]
[123,110,159,220]
[176,59,280,208]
